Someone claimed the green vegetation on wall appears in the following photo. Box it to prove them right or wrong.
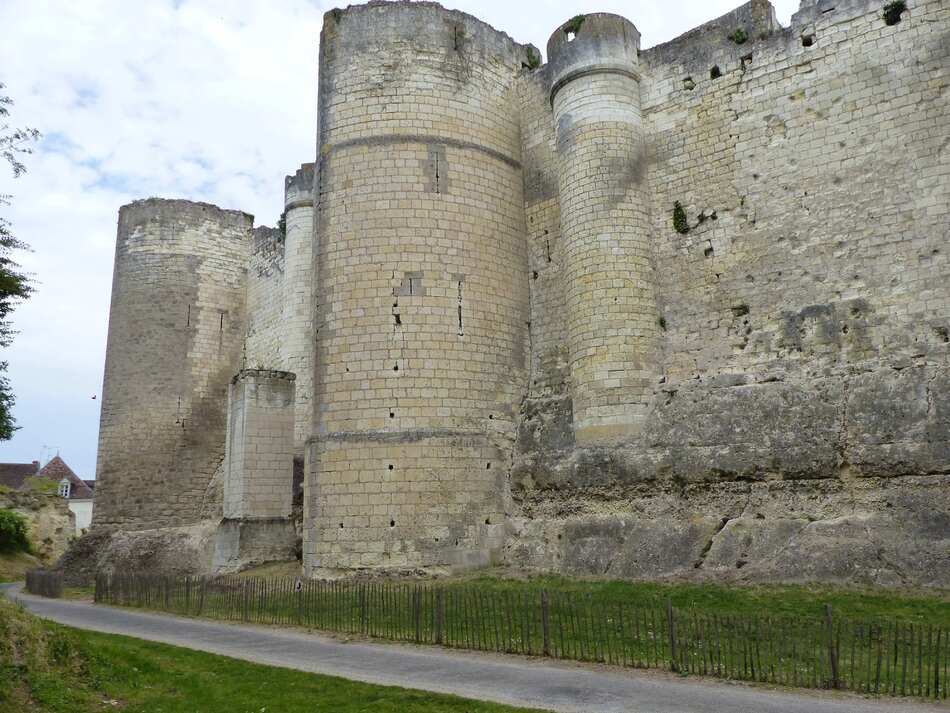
[564,15,586,36]
[883,1,907,25]
[672,201,690,234]
[525,47,541,70]
[0,509,30,554]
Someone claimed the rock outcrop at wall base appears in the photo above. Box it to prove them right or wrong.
[56,523,217,586]
[57,519,301,585]
[506,474,950,587]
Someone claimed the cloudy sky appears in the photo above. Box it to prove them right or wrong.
[0,0,799,477]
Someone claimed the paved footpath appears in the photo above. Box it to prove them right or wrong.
[4,585,945,713]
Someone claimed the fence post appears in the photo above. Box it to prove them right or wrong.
[435,589,445,645]
[413,587,422,644]
[242,580,249,622]
[666,599,678,672]
[825,604,839,689]
[359,584,367,635]
[541,590,551,657]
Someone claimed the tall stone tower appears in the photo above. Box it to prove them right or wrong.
[94,200,250,529]
[306,3,533,573]
[548,15,658,445]
[282,164,316,454]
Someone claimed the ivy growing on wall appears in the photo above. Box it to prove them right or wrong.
[673,201,690,235]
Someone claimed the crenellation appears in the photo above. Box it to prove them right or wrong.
[92,0,950,585]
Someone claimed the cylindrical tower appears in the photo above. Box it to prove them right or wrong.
[307,3,532,572]
[94,199,250,529]
[548,14,659,445]
[282,163,315,454]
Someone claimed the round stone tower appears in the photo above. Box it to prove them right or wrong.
[94,199,250,529]
[282,163,315,454]
[548,14,659,445]
[307,3,532,572]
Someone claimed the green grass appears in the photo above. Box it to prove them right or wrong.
[0,550,42,583]
[97,572,950,699]
[458,574,950,627]
[61,585,95,601]
[0,598,543,712]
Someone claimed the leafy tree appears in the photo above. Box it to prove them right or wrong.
[0,82,39,440]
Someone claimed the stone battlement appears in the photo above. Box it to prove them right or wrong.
[92,0,950,586]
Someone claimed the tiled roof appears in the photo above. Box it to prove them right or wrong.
[0,462,39,490]
[36,456,95,500]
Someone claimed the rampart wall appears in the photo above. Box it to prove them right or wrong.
[91,0,949,585]
[510,0,950,586]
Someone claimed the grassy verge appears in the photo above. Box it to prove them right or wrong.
[97,571,950,699]
[0,597,543,712]
[0,551,42,583]
[458,574,950,626]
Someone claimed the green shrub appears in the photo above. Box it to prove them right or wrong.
[883,1,906,25]
[564,14,586,36]
[729,28,748,44]
[0,509,30,554]
[525,47,541,70]
[672,201,690,235]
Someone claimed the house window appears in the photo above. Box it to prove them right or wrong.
[59,479,70,498]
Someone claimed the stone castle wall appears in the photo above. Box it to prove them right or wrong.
[92,0,949,585]
[510,0,950,586]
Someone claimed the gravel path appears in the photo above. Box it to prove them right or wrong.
[4,585,945,713]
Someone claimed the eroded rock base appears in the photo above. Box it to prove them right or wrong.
[212,518,298,574]
[506,475,950,587]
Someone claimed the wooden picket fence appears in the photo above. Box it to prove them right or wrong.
[95,573,948,700]
[25,569,63,598]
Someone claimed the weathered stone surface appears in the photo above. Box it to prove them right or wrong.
[92,0,949,585]
[212,519,297,574]
[0,487,74,563]
[58,523,218,585]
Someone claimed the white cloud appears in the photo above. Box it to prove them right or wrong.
[0,0,800,475]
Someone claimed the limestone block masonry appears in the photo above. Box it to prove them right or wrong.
[223,369,296,520]
[94,199,250,530]
[549,15,660,445]
[91,0,950,586]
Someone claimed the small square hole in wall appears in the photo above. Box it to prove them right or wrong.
[566,31,576,42]
[683,76,696,91]
[710,65,722,79]
[801,33,815,47]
